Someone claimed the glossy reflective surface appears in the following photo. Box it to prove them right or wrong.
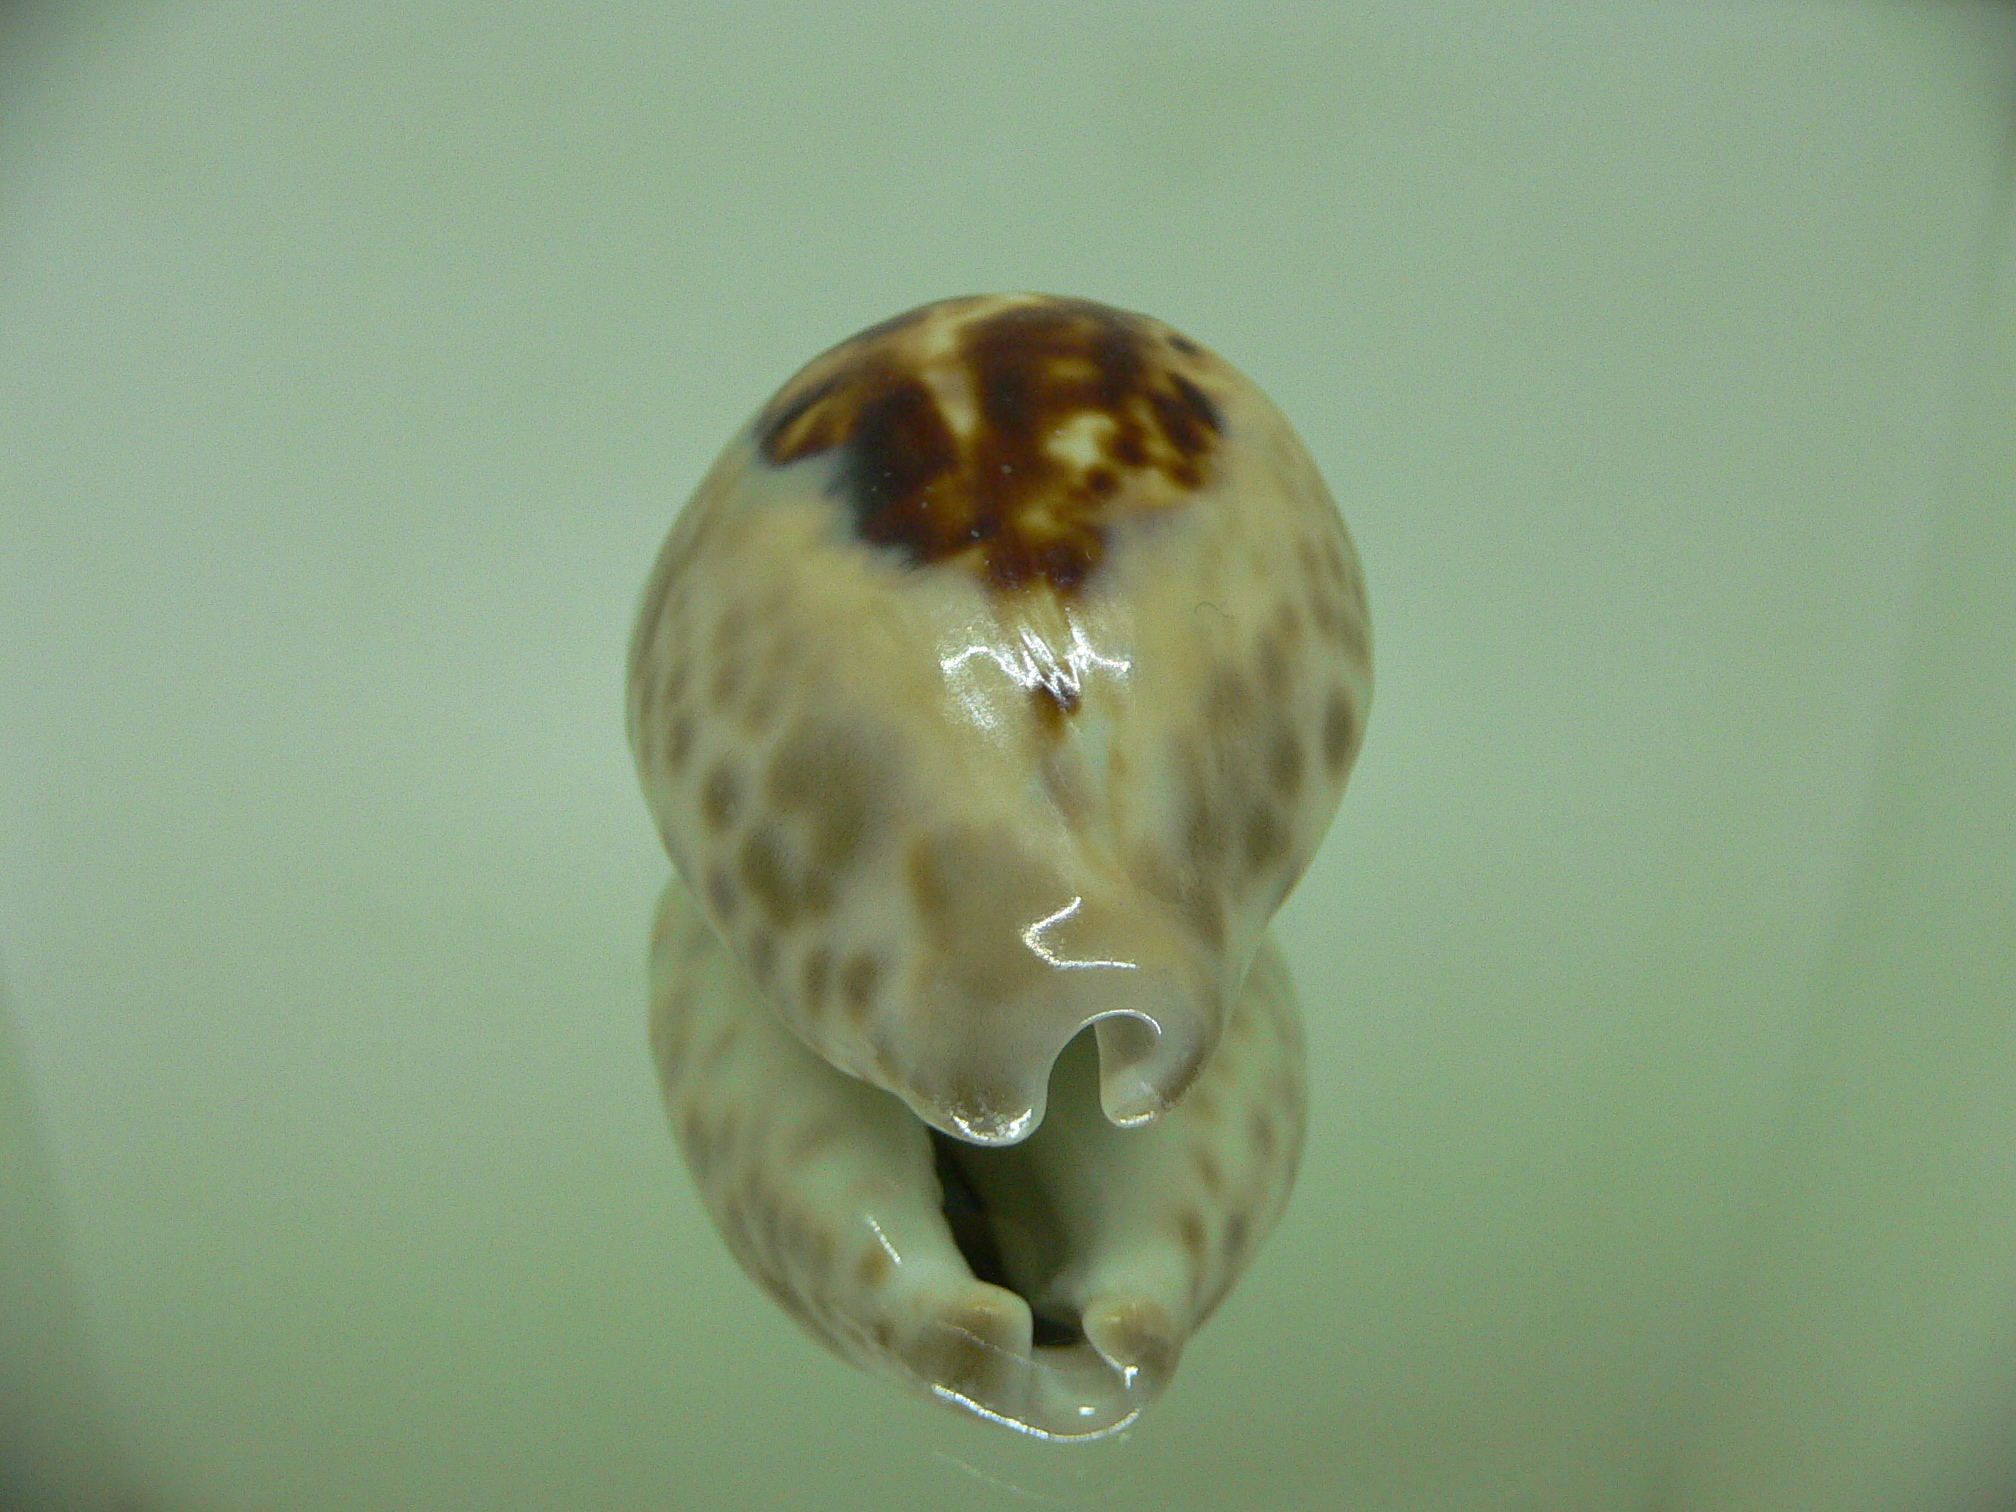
[627,296,1367,1431]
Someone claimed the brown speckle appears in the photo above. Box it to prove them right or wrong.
[1308,582,1345,641]
[1297,536,1325,588]
[1185,883,1226,950]
[739,823,799,928]
[659,659,689,718]
[1205,667,1253,733]
[754,295,1222,598]
[1177,1209,1207,1262]
[709,603,749,661]
[1250,1110,1277,1158]
[1257,629,1292,700]
[1243,802,1287,873]
[766,720,883,887]
[857,1246,892,1289]
[710,654,745,713]
[840,952,883,1020]
[1184,790,1228,872]
[907,837,958,922]
[701,762,741,831]
[1268,727,1304,798]
[665,712,695,773]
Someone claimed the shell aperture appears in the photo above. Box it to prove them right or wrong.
[628,294,1371,1434]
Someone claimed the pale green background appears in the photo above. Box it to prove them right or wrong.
[2,4,2014,1510]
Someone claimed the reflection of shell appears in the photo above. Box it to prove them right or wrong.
[627,294,1371,1435]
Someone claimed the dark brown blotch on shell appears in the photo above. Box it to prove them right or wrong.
[756,295,1222,598]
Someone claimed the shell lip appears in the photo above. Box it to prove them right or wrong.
[893,1290,1173,1441]
[890,997,1211,1150]
[928,1382,1146,1444]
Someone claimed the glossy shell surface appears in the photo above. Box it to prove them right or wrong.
[627,293,1371,1435]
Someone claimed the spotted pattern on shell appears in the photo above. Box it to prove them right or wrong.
[628,293,1369,1436]
[648,869,1306,1438]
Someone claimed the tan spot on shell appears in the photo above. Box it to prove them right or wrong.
[1243,802,1288,874]
[1307,581,1345,641]
[1257,626,1292,700]
[709,654,745,713]
[1296,536,1325,589]
[701,762,741,832]
[1322,687,1357,776]
[1185,882,1226,950]
[1183,786,1229,873]
[1250,1109,1277,1159]
[1177,1209,1207,1263]
[857,1247,892,1289]
[1268,726,1304,799]
[1204,667,1253,734]
[709,602,750,660]
[907,837,958,921]
[739,822,801,929]
[840,952,883,1021]
[1277,599,1305,647]
[759,719,886,912]
[1139,838,1228,949]
[665,711,695,773]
